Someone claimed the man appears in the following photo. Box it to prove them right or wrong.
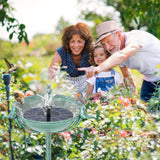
[78,20,160,102]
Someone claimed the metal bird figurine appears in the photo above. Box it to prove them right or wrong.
[76,92,88,105]
[3,58,17,74]
[13,90,25,105]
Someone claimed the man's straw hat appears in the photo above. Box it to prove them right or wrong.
[96,20,123,44]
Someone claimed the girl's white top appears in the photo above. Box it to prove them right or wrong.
[86,71,123,94]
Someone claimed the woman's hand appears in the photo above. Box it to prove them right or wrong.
[48,52,62,79]
[48,65,57,79]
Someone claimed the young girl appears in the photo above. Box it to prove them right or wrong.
[86,43,123,98]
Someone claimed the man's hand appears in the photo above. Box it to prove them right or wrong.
[78,66,99,78]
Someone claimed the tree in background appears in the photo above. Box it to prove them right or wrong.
[55,16,70,35]
[77,0,120,40]
[80,11,111,40]
[106,0,160,38]
[78,0,160,38]
[0,0,29,44]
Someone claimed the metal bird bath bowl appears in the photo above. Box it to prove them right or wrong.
[7,86,92,160]
[17,94,83,132]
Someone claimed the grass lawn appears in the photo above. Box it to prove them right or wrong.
[115,66,143,96]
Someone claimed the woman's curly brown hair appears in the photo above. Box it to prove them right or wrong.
[62,22,93,54]
[89,43,111,66]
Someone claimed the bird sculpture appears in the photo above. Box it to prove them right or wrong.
[3,58,17,74]
[76,92,88,105]
[13,90,25,105]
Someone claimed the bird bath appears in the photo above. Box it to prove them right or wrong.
[7,84,92,160]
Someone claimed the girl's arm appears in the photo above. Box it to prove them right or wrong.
[86,83,102,98]
[86,83,94,95]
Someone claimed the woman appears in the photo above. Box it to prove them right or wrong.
[48,22,93,94]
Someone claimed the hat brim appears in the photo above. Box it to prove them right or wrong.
[95,29,122,44]
[95,32,112,44]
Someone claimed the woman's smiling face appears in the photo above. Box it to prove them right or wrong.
[69,34,85,55]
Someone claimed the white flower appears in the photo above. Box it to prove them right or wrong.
[104,118,110,122]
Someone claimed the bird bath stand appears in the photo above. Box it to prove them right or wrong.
[3,73,14,160]
[6,84,93,160]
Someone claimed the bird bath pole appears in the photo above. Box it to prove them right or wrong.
[3,74,14,160]
[46,132,51,160]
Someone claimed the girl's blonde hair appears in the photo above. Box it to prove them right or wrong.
[89,43,111,66]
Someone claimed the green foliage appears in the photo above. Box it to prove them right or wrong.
[69,92,160,159]
[80,11,111,40]
[105,0,160,38]
[1,64,160,159]
[78,0,160,39]
[0,39,18,59]
[32,34,61,56]
[55,16,70,35]
[0,0,29,44]
[148,84,160,113]
[77,0,116,40]
[0,33,60,63]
